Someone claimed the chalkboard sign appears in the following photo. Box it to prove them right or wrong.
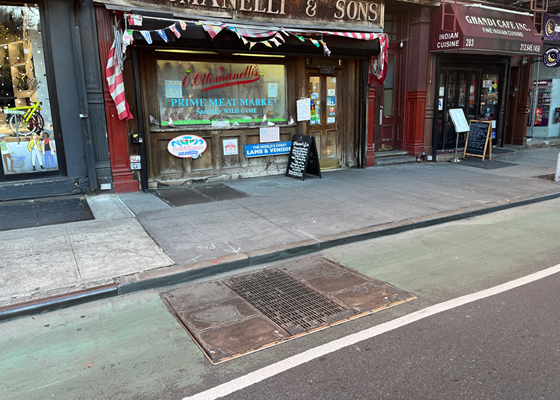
[286,134,322,180]
[463,120,492,161]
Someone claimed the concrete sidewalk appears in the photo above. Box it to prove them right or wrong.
[1,147,559,318]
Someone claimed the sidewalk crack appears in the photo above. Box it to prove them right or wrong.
[66,226,82,279]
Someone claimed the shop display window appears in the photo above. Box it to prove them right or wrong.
[157,60,287,127]
[0,4,58,175]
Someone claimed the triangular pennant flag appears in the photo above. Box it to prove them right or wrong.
[179,21,187,30]
[249,42,256,50]
[271,38,281,47]
[156,29,169,43]
[275,32,285,43]
[123,30,134,46]
[321,40,331,56]
[310,38,320,47]
[127,14,143,26]
[263,40,272,48]
[241,37,248,45]
[296,35,305,42]
[281,30,290,37]
[169,24,181,38]
[140,31,153,44]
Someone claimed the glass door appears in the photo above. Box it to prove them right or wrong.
[308,71,340,167]
[436,69,481,151]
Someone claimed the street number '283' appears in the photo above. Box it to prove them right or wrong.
[466,38,475,47]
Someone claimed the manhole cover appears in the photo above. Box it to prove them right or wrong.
[225,269,354,335]
[162,257,416,363]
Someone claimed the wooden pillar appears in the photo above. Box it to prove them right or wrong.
[95,6,139,193]
[402,6,431,157]
[512,60,532,146]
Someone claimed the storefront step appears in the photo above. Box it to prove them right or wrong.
[374,155,417,167]
[0,177,89,201]
[375,150,409,158]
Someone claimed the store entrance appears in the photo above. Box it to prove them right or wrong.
[307,70,341,169]
[436,68,502,151]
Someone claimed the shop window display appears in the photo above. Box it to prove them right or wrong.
[0,4,57,175]
[157,60,286,127]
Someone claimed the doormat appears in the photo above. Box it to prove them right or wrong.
[154,183,249,207]
[459,159,517,169]
[0,197,93,232]
[162,257,416,364]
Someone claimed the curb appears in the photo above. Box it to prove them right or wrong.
[2,191,560,322]
[0,284,117,322]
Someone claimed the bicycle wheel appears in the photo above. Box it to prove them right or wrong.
[9,114,33,136]
[12,156,24,169]
[28,113,44,133]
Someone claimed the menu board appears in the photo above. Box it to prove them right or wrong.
[286,134,321,180]
[464,120,492,161]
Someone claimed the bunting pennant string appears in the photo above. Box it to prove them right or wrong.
[118,14,388,74]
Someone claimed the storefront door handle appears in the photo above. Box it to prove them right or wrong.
[79,113,89,119]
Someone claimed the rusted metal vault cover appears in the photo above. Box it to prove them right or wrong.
[162,257,416,364]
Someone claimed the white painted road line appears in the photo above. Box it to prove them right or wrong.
[184,263,560,400]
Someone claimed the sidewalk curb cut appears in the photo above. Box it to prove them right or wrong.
[2,191,560,322]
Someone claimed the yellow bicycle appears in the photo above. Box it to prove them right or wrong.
[4,101,44,137]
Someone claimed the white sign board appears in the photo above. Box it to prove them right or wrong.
[260,126,280,143]
[449,108,470,133]
[297,98,311,121]
[165,80,183,98]
[223,139,238,156]
[268,83,278,98]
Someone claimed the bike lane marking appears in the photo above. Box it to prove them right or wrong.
[185,262,560,400]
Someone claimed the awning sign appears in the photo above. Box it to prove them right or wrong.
[430,4,542,55]
[168,134,207,159]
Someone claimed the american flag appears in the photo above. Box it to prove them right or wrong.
[106,36,132,121]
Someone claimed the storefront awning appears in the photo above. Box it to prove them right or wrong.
[430,4,543,55]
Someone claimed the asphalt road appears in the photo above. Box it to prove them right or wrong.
[2,198,560,400]
[224,272,560,400]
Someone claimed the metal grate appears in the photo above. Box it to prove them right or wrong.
[226,269,354,335]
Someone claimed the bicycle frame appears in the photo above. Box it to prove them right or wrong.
[6,101,42,123]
